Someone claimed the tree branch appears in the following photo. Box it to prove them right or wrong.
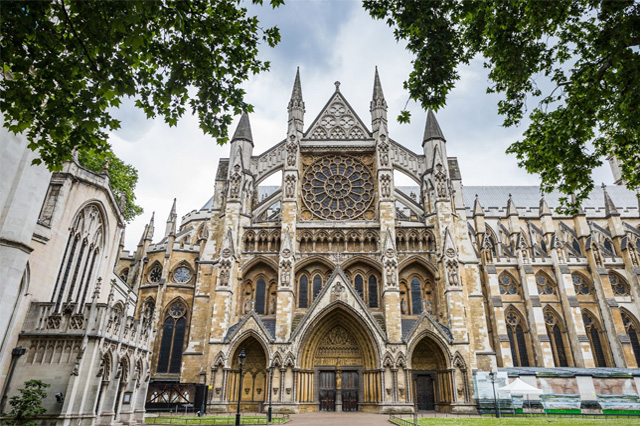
[59,0,101,76]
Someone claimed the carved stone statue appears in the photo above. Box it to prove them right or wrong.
[401,297,407,315]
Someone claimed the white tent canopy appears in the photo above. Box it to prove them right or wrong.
[498,378,544,395]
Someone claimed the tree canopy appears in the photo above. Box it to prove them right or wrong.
[4,380,50,426]
[364,0,640,212]
[77,148,143,222]
[1,0,282,170]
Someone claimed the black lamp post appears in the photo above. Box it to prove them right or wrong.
[199,371,207,417]
[488,371,500,418]
[235,349,246,426]
[267,366,274,423]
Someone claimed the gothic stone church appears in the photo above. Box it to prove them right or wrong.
[119,70,640,414]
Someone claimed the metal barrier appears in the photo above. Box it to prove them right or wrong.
[145,411,290,425]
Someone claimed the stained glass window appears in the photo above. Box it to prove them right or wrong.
[572,273,592,295]
[582,312,608,367]
[173,266,191,283]
[536,272,556,295]
[158,301,187,374]
[298,275,308,308]
[368,275,378,308]
[499,273,519,295]
[301,155,374,220]
[609,272,629,296]
[622,312,640,366]
[505,309,530,367]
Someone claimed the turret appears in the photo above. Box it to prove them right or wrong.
[370,67,388,134]
[288,67,305,133]
[602,184,624,237]
[165,198,177,238]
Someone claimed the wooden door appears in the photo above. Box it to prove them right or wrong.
[341,371,358,412]
[415,375,435,411]
[318,371,336,412]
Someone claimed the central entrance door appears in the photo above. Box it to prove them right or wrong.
[318,371,336,411]
[415,375,435,411]
[341,371,358,411]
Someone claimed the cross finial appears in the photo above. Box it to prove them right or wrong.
[334,81,341,92]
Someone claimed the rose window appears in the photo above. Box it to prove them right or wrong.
[302,155,374,220]
[173,266,192,283]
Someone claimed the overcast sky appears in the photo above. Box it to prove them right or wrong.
[109,0,612,251]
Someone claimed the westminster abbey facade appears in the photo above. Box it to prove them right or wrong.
[116,69,640,414]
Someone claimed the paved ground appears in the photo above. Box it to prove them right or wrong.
[287,412,393,426]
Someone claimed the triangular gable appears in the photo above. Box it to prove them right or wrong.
[224,311,275,343]
[290,265,386,343]
[304,89,371,140]
[402,311,454,344]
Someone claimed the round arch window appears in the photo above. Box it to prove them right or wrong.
[148,265,162,283]
[301,155,374,220]
[173,266,192,283]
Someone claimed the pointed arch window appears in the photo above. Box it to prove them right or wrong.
[505,309,530,367]
[354,275,364,299]
[621,312,640,366]
[51,204,104,312]
[608,272,630,296]
[544,308,568,367]
[582,312,609,367]
[410,277,422,315]
[157,301,187,374]
[255,278,266,314]
[298,275,308,308]
[499,272,520,295]
[536,272,556,295]
[572,273,592,295]
[312,275,322,300]
[368,275,378,308]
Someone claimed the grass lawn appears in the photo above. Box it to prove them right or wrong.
[392,418,640,426]
[147,415,288,425]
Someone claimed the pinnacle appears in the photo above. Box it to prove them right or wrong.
[506,194,518,217]
[473,194,484,217]
[602,183,619,217]
[231,113,253,143]
[290,67,303,104]
[372,66,385,101]
[539,195,551,216]
[423,109,445,144]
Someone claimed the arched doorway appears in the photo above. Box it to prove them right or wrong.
[298,306,380,412]
[227,336,268,411]
[410,334,451,411]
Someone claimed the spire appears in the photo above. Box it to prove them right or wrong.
[570,194,585,216]
[144,212,155,241]
[372,67,386,101]
[288,67,303,108]
[602,183,619,217]
[288,68,305,133]
[138,224,148,247]
[165,198,177,237]
[370,66,388,133]
[506,194,518,217]
[539,195,551,216]
[231,113,253,144]
[473,194,484,217]
[422,109,445,145]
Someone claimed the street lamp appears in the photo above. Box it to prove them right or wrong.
[488,371,500,418]
[235,349,246,426]
[267,366,274,423]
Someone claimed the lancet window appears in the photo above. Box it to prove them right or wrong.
[298,275,309,308]
[621,311,640,366]
[505,308,530,367]
[255,278,267,315]
[157,301,187,374]
[582,311,610,367]
[544,307,569,367]
[51,203,104,312]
